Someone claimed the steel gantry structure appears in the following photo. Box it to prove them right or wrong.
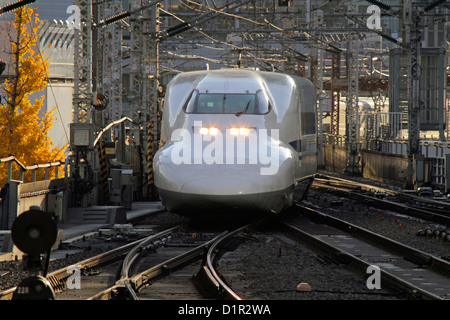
[73,0,93,125]
[68,0,448,206]
[345,3,361,175]
[69,0,393,205]
[364,0,448,188]
[70,0,95,207]
[100,0,123,130]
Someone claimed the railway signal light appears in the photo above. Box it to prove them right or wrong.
[12,276,55,300]
[11,208,57,256]
[93,93,109,111]
[11,207,57,300]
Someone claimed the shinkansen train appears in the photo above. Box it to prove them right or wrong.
[153,68,317,215]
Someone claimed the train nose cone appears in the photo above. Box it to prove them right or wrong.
[180,176,257,196]
[154,138,297,213]
[180,176,260,209]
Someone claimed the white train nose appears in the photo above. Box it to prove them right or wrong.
[180,177,257,196]
[153,139,297,213]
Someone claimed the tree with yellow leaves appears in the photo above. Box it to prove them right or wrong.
[0,7,65,185]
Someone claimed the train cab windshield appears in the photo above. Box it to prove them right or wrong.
[185,90,271,115]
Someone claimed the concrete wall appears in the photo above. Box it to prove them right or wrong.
[35,84,73,150]
[323,144,348,173]
[322,144,408,187]
[16,178,68,226]
[361,150,408,187]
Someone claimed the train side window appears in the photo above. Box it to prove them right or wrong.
[301,112,316,135]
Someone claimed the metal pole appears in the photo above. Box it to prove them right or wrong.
[405,7,422,189]
[344,4,361,176]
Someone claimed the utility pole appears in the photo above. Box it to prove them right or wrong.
[101,0,123,143]
[142,3,160,200]
[70,0,96,207]
[404,0,423,189]
[73,0,93,125]
[364,0,447,189]
[312,8,324,168]
[129,1,143,123]
[344,3,361,176]
[330,52,341,139]
[129,1,144,199]
[126,1,161,200]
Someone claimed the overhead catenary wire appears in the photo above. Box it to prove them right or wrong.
[0,0,35,16]
[98,0,395,85]
[159,6,271,68]
[161,0,318,70]
[95,0,316,71]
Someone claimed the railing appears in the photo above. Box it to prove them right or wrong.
[322,134,450,189]
[322,133,347,147]
[0,155,66,184]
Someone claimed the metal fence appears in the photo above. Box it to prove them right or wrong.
[0,156,66,184]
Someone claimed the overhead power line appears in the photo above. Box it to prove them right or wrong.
[93,0,166,29]
[0,0,35,15]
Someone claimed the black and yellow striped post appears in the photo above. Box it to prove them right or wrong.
[156,110,162,149]
[97,140,110,204]
[147,121,155,200]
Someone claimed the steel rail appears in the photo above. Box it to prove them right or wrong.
[203,226,248,300]
[199,216,286,300]
[296,204,450,275]
[0,287,15,300]
[313,176,450,227]
[88,229,224,300]
[282,221,442,300]
[130,232,223,293]
[287,204,450,300]
[120,226,180,281]
[0,226,181,300]
[0,238,142,300]
[316,173,450,211]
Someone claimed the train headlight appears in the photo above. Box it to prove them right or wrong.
[230,127,239,135]
[230,127,250,135]
[239,128,250,135]
[209,127,219,135]
[199,127,219,135]
[200,127,250,135]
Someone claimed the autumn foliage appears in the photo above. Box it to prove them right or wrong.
[0,7,65,185]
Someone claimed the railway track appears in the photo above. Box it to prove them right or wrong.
[80,223,259,300]
[313,173,450,227]
[0,221,257,300]
[0,226,184,300]
[89,227,226,300]
[282,204,450,300]
[3,181,449,301]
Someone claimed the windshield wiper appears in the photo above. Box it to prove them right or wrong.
[235,100,252,117]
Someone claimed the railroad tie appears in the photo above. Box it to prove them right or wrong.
[47,275,65,292]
